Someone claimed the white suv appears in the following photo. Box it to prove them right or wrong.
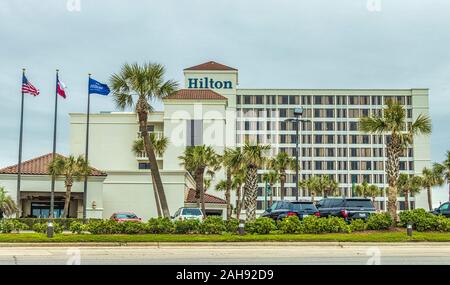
[172,207,204,222]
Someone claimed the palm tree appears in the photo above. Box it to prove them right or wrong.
[323,176,339,198]
[421,165,444,211]
[179,145,220,217]
[0,187,18,218]
[48,155,91,218]
[303,176,322,202]
[221,148,244,220]
[232,169,246,220]
[397,174,422,210]
[434,151,450,201]
[110,62,177,218]
[269,152,295,200]
[241,143,270,221]
[131,133,169,217]
[355,181,371,198]
[360,100,432,220]
[262,171,279,207]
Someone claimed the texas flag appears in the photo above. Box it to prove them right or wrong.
[57,79,67,98]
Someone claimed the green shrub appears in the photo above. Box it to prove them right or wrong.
[147,217,174,234]
[302,216,349,234]
[399,209,442,232]
[0,220,29,233]
[200,216,226,234]
[435,215,450,232]
[32,222,63,234]
[13,218,96,230]
[349,219,367,232]
[85,220,121,234]
[245,217,276,234]
[224,218,239,233]
[174,219,201,234]
[69,222,85,234]
[366,213,392,230]
[119,221,147,234]
[277,216,304,234]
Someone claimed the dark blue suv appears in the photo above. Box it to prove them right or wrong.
[261,201,320,221]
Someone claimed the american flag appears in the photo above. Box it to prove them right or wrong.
[22,75,40,96]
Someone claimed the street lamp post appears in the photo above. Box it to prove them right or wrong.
[286,107,305,201]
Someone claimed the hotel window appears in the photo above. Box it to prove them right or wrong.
[350,161,360,170]
[361,148,371,157]
[302,95,312,105]
[362,161,372,170]
[326,109,334,118]
[338,174,348,183]
[337,122,347,131]
[315,161,323,170]
[244,121,250,131]
[314,109,321,118]
[289,95,299,105]
[362,135,370,144]
[407,109,412,118]
[350,148,359,157]
[138,163,151,170]
[337,148,347,157]
[291,135,297,144]
[327,161,335,170]
[408,148,414,157]
[314,96,323,105]
[351,174,359,184]
[373,135,383,144]
[266,95,277,105]
[409,161,414,171]
[255,95,263,104]
[362,174,371,183]
[336,109,347,118]
[186,120,203,146]
[314,135,323,144]
[280,135,287,144]
[399,161,407,171]
[349,96,359,105]
[325,122,334,131]
[327,148,335,157]
[325,96,334,105]
[279,108,287,118]
[302,121,312,131]
[336,96,347,105]
[372,109,382,117]
[237,95,241,104]
[372,96,382,105]
[302,135,312,144]
[314,122,323,131]
[407,96,412,105]
[361,109,369,117]
[326,135,334,144]
[302,147,312,156]
[360,96,370,105]
[244,96,251,104]
[348,109,360,118]
[280,121,287,130]
[349,122,359,131]
[146,125,155,132]
[279,96,289,104]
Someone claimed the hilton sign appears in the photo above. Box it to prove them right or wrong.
[188,77,233,89]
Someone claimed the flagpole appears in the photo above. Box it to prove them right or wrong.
[50,69,59,219]
[16,68,26,217]
[82,74,92,220]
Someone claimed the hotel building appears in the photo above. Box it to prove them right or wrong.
[0,61,431,219]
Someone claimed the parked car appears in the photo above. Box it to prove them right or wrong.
[110,212,142,222]
[172,207,204,221]
[431,202,450,217]
[261,201,320,221]
[315,198,376,221]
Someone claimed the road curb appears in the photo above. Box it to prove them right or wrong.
[2,241,450,247]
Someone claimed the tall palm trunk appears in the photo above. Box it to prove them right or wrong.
[311,191,315,203]
[427,186,433,211]
[372,196,376,209]
[404,190,410,211]
[236,184,242,220]
[280,172,286,200]
[194,168,206,216]
[225,170,232,220]
[245,166,258,221]
[269,183,274,207]
[63,178,73,218]
[151,175,162,217]
[386,138,401,222]
[137,108,170,218]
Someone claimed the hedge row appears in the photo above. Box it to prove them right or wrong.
[399,209,450,232]
[3,211,449,235]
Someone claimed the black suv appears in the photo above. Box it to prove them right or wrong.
[316,198,376,221]
[431,202,450,217]
[261,201,320,221]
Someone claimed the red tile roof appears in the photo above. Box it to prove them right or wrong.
[184,61,237,71]
[0,153,107,176]
[163,89,227,101]
[185,188,226,205]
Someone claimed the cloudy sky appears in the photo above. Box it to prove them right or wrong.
[0,1,449,183]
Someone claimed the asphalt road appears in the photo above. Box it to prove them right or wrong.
[1,243,450,265]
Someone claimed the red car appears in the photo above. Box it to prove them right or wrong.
[110,212,142,222]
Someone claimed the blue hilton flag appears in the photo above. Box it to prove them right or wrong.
[89,78,110,95]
